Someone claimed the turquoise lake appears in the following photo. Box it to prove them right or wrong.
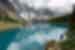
[0,23,68,50]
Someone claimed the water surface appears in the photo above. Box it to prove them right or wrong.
[0,23,68,50]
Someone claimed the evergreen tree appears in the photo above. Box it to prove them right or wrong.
[61,5,75,50]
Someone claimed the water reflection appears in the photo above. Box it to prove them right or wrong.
[0,28,20,50]
[7,23,68,50]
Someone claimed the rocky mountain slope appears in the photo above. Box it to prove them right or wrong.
[0,0,17,20]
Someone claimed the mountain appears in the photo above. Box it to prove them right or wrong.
[0,0,17,19]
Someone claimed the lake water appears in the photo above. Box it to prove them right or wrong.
[0,23,68,50]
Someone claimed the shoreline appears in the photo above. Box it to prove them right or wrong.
[0,22,22,32]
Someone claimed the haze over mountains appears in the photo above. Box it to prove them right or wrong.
[8,0,75,20]
[0,0,75,20]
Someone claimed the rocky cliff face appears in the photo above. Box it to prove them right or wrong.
[0,0,16,19]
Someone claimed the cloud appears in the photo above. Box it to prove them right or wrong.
[9,0,75,19]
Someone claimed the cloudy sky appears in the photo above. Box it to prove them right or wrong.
[8,0,75,20]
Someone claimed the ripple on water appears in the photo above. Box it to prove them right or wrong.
[7,23,68,50]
